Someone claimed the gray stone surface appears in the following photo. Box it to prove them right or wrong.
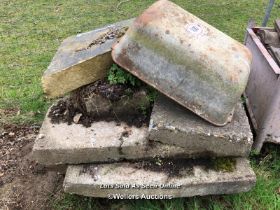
[63,158,256,198]
[149,95,253,157]
[33,95,253,165]
[42,19,133,98]
[32,107,195,165]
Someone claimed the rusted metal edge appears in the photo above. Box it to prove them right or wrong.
[252,26,275,31]
[246,28,280,75]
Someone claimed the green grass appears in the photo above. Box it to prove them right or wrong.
[1,0,279,124]
[1,0,280,209]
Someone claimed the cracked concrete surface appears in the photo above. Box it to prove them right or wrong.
[33,96,253,165]
[63,158,256,198]
[32,108,197,165]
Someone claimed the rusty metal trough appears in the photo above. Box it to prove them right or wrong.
[244,27,280,151]
[112,0,252,126]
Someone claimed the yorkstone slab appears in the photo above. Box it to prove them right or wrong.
[149,95,253,157]
[42,19,133,98]
[63,158,256,198]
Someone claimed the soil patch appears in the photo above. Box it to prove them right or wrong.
[0,123,63,210]
[48,79,152,128]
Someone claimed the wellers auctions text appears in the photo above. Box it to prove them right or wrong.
[108,194,173,200]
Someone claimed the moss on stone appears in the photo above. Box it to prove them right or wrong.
[212,157,236,172]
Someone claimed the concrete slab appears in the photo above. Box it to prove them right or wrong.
[42,19,133,98]
[149,95,253,157]
[33,95,252,165]
[32,107,196,165]
[63,158,256,198]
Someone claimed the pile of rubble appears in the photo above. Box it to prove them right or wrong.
[33,0,256,198]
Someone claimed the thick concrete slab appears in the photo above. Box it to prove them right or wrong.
[63,158,256,198]
[42,19,133,98]
[149,95,253,157]
[32,107,195,165]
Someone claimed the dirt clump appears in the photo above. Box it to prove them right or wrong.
[48,79,152,128]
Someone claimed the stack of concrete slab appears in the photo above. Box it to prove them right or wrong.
[33,0,256,199]
[33,95,256,198]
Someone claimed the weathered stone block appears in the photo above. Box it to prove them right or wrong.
[42,19,133,98]
[149,95,253,157]
[33,95,253,165]
[32,107,195,165]
[63,158,256,198]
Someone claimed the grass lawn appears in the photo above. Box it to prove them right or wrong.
[1,0,280,209]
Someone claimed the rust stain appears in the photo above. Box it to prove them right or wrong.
[229,74,238,82]
[113,42,140,77]
[244,47,252,61]
[134,2,164,28]
[235,42,252,61]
